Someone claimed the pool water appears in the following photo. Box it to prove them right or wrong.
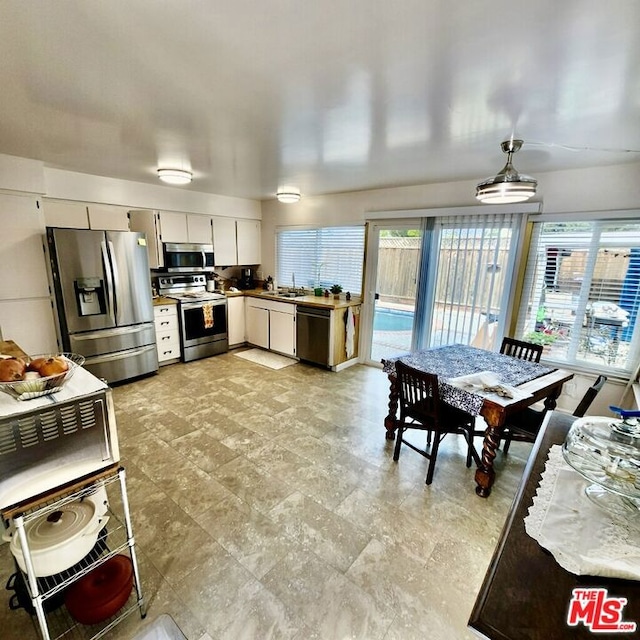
[373,307,414,331]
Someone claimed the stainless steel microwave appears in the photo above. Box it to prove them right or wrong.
[163,243,214,272]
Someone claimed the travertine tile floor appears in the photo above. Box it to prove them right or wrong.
[0,351,531,640]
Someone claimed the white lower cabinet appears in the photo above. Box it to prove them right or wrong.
[227,296,246,346]
[269,309,295,356]
[245,304,269,349]
[153,304,180,364]
[245,298,295,356]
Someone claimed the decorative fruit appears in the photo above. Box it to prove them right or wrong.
[0,358,26,382]
[35,356,69,378]
[27,357,48,373]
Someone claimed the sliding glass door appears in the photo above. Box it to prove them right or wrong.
[364,222,424,363]
[421,213,519,350]
[363,212,522,365]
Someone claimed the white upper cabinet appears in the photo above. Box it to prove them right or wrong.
[0,194,58,354]
[43,200,90,229]
[128,209,163,269]
[212,217,238,266]
[186,215,214,244]
[0,195,49,300]
[212,218,261,266]
[159,211,189,243]
[43,201,130,231]
[237,219,261,265]
[87,204,130,231]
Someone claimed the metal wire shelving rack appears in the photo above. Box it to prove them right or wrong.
[1,465,146,640]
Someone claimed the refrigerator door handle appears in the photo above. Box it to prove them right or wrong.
[107,240,120,322]
[101,240,117,325]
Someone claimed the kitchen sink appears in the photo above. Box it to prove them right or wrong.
[260,290,306,298]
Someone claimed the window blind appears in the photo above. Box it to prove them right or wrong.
[422,213,519,349]
[276,226,365,295]
[516,219,640,375]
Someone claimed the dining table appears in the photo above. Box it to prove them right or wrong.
[381,344,574,497]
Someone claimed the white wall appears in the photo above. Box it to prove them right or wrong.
[260,160,640,276]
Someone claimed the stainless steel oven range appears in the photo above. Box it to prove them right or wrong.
[156,273,228,362]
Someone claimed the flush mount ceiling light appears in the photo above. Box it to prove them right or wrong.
[476,139,537,204]
[276,188,301,204]
[157,168,192,185]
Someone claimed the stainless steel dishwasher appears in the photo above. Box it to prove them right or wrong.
[296,306,331,367]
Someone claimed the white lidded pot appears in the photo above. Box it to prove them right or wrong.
[5,499,108,577]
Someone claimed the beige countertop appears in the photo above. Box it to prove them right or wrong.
[152,290,361,310]
[238,289,362,310]
[152,296,178,306]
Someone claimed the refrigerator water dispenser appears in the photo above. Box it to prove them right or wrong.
[74,277,106,316]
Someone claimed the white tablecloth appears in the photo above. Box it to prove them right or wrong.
[524,445,640,580]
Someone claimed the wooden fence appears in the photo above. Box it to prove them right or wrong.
[378,237,510,308]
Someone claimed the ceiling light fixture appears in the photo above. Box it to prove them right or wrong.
[476,139,537,204]
[276,188,301,204]
[157,168,192,185]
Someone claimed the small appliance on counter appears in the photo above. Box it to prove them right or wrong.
[238,268,255,290]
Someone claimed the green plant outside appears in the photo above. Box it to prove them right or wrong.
[523,331,558,346]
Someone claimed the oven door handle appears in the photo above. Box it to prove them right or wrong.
[181,300,226,310]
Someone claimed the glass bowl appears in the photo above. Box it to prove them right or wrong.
[0,353,85,400]
[562,415,640,513]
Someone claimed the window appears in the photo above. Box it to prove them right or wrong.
[276,226,365,294]
[516,219,640,376]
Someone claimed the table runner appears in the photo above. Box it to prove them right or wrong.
[382,344,554,415]
[524,445,640,580]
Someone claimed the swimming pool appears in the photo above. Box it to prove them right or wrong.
[373,307,414,331]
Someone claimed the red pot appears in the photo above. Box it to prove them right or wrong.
[65,554,133,625]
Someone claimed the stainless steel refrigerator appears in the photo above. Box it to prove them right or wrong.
[46,227,158,383]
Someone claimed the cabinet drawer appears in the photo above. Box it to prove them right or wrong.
[156,334,181,363]
[154,304,177,318]
[154,314,179,332]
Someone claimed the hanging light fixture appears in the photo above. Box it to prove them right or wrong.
[157,168,192,185]
[276,187,301,203]
[476,139,537,204]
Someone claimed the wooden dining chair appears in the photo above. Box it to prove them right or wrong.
[499,337,543,363]
[394,360,481,485]
[502,375,607,454]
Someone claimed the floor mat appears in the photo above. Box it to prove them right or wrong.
[132,614,187,640]
[233,348,297,370]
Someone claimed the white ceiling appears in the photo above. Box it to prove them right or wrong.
[1,1,639,201]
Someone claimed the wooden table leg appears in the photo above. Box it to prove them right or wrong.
[474,384,564,497]
[474,423,500,497]
[384,374,398,440]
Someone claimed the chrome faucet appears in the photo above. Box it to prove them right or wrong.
[292,273,296,291]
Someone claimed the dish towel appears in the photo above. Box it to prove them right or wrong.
[202,303,214,329]
[345,307,355,358]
